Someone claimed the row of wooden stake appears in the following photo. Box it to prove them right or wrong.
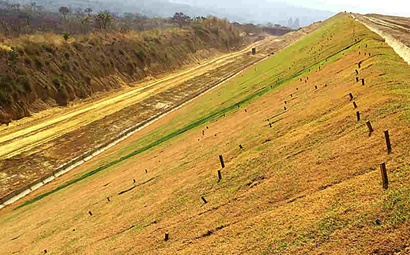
[353,61,391,190]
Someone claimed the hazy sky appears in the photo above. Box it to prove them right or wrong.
[274,0,410,16]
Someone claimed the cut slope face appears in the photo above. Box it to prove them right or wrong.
[1,13,410,254]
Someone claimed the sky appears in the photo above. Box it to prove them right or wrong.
[274,0,410,16]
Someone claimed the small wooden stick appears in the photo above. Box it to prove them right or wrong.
[219,155,225,168]
[366,121,374,135]
[384,130,392,154]
[380,163,388,190]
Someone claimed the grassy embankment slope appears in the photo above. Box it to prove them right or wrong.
[0,17,244,123]
[1,13,410,254]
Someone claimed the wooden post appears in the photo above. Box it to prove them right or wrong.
[201,196,208,204]
[284,106,287,111]
[353,101,357,109]
[356,77,359,82]
[284,101,287,104]
[315,85,317,89]
[107,197,110,202]
[219,155,225,168]
[380,162,388,189]
[361,78,365,86]
[164,232,169,241]
[217,170,222,181]
[366,121,374,134]
[355,69,359,75]
[358,62,361,68]
[349,93,354,101]
[239,144,243,149]
[356,111,360,121]
[384,130,392,154]
[269,123,272,128]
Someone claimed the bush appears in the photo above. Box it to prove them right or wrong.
[62,61,71,72]
[53,76,63,90]
[33,57,44,69]
[16,76,31,92]
[24,57,32,66]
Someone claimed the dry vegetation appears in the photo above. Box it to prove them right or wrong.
[1,12,410,254]
[0,4,260,123]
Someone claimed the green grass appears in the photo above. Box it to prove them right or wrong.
[17,13,379,209]
[382,187,410,226]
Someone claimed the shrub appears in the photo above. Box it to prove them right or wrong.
[24,57,32,66]
[62,61,71,72]
[63,33,70,41]
[33,57,44,69]
[16,75,31,92]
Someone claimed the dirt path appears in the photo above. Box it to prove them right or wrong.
[353,14,410,65]
[0,39,270,160]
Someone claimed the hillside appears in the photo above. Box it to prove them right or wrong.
[0,16,246,123]
[4,0,333,27]
[1,12,410,254]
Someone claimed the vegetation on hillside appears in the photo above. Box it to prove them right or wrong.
[0,1,293,124]
[1,1,282,124]
[2,12,410,254]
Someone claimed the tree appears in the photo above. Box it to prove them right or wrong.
[63,32,70,41]
[59,6,70,20]
[10,3,20,10]
[172,12,191,28]
[30,2,38,11]
[96,11,112,30]
[84,7,93,16]
[81,16,91,31]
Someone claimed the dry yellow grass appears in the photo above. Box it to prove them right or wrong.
[1,13,410,254]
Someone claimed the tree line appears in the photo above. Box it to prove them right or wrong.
[0,1,291,39]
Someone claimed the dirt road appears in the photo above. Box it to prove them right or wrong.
[2,32,314,198]
[353,14,410,65]
[0,40,266,160]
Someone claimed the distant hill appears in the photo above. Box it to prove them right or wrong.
[6,0,333,27]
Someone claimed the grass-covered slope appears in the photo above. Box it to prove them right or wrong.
[1,13,410,254]
[0,17,244,123]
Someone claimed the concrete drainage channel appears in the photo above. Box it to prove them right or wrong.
[0,55,267,210]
